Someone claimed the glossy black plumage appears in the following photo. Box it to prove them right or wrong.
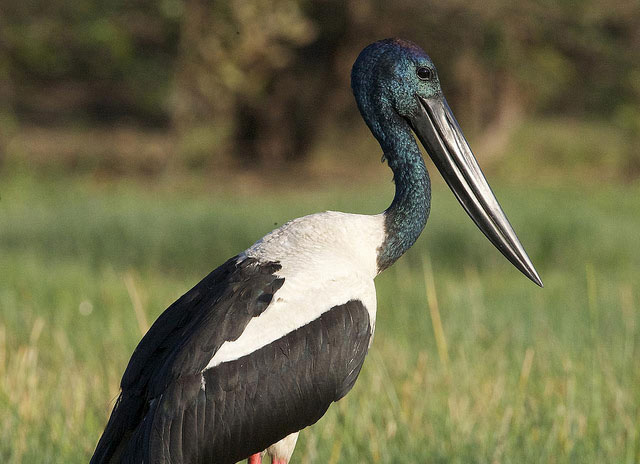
[91,255,371,464]
[145,300,370,464]
[91,256,284,463]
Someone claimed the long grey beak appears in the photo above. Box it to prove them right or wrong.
[410,94,543,287]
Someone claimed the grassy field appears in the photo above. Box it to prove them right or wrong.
[1,170,639,463]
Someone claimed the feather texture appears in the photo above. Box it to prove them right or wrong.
[91,212,383,464]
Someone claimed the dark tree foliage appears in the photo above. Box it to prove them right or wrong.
[1,0,639,167]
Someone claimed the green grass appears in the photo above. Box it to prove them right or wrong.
[1,171,639,463]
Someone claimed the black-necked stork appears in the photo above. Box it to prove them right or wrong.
[91,39,542,464]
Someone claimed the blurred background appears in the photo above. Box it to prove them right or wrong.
[1,0,640,462]
[2,0,639,178]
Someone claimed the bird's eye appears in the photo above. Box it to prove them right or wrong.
[417,67,432,80]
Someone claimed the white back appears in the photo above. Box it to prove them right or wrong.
[205,211,385,369]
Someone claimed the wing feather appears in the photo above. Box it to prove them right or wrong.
[91,255,371,464]
[90,256,283,464]
[145,300,371,464]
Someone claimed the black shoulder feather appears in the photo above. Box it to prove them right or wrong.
[90,256,284,464]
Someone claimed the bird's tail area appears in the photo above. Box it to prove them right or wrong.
[90,392,146,464]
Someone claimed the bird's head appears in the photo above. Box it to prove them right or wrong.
[352,39,543,287]
[351,39,442,148]
[352,38,439,118]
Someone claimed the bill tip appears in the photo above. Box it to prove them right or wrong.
[530,271,544,288]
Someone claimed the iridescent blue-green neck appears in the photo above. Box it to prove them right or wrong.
[377,122,431,272]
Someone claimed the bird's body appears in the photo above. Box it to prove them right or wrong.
[92,212,385,464]
[92,39,541,464]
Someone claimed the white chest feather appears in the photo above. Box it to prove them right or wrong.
[205,211,386,369]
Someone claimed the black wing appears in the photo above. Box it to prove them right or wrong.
[142,299,371,464]
[90,256,284,464]
[91,256,372,464]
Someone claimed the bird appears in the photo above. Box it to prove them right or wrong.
[90,38,542,464]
